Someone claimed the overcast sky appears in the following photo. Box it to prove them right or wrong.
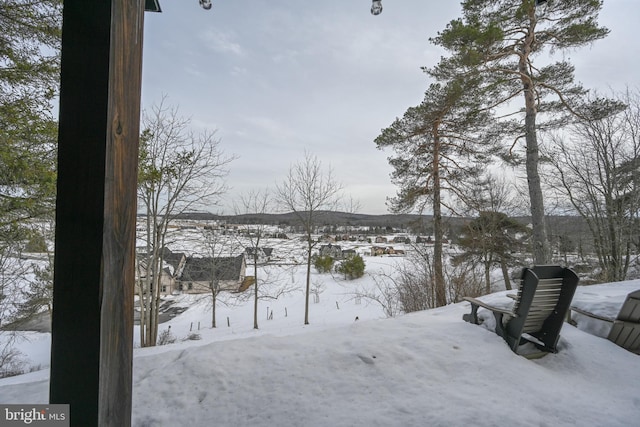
[141,0,638,215]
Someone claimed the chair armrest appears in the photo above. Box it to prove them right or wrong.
[463,296,514,316]
[462,296,515,325]
[570,306,614,323]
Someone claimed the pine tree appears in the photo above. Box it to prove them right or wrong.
[455,211,529,293]
[336,254,365,280]
[0,0,61,231]
[375,77,497,306]
[430,0,609,263]
[0,2,60,369]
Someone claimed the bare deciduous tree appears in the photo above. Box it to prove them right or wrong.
[548,90,640,282]
[196,230,243,329]
[0,231,29,377]
[371,243,486,316]
[352,273,400,318]
[234,189,272,329]
[310,279,326,304]
[137,99,235,346]
[276,153,342,325]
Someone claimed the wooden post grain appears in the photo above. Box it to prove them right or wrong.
[50,1,145,426]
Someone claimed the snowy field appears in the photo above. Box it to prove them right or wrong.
[0,240,639,426]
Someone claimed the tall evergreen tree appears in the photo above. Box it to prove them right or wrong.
[455,211,529,293]
[430,0,609,263]
[375,77,497,307]
[0,0,61,231]
[0,2,60,367]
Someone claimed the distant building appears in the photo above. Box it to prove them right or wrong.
[370,246,405,256]
[341,249,357,258]
[135,247,187,295]
[178,254,246,293]
[416,236,433,244]
[319,244,343,259]
[269,232,289,239]
[161,247,187,277]
[245,247,274,264]
[392,236,411,244]
[371,246,386,256]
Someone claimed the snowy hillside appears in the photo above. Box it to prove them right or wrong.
[0,266,639,426]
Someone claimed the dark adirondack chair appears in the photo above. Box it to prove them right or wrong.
[463,265,579,356]
[571,289,640,354]
[607,290,640,354]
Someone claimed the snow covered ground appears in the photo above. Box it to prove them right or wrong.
[0,254,639,426]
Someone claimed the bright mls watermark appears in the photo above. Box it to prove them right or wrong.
[0,405,69,426]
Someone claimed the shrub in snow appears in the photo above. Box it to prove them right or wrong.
[157,327,176,346]
[336,254,365,280]
[0,345,27,379]
[313,255,334,273]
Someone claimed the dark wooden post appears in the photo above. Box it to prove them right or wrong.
[49,1,144,426]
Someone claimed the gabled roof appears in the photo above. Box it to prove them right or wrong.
[161,247,186,269]
[180,254,244,282]
[135,255,174,278]
[320,244,342,251]
[245,247,274,257]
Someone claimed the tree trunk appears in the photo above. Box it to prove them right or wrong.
[211,287,217,328]
[432,128,447,307]
[520,16,550,265]
[253,260,259,329]
[137,283,145,346]
[606,203,623,282]
[150,226,166,345]
[484,261,491,295]
[500,259,512,291]
[147,256,159,346]
[136,258,146,346]
[143,202,153,347]
[304,239,312,324]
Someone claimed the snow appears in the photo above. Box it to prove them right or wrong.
[1,257,639,426]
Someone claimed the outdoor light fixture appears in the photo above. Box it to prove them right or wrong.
[200,0,212,10]
[371,0,383,16]
[144,0,161,12]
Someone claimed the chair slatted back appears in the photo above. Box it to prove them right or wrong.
[607,290,640,354]
[617,290,640,322]
[522,278,564,333]
[504,266,579,353]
